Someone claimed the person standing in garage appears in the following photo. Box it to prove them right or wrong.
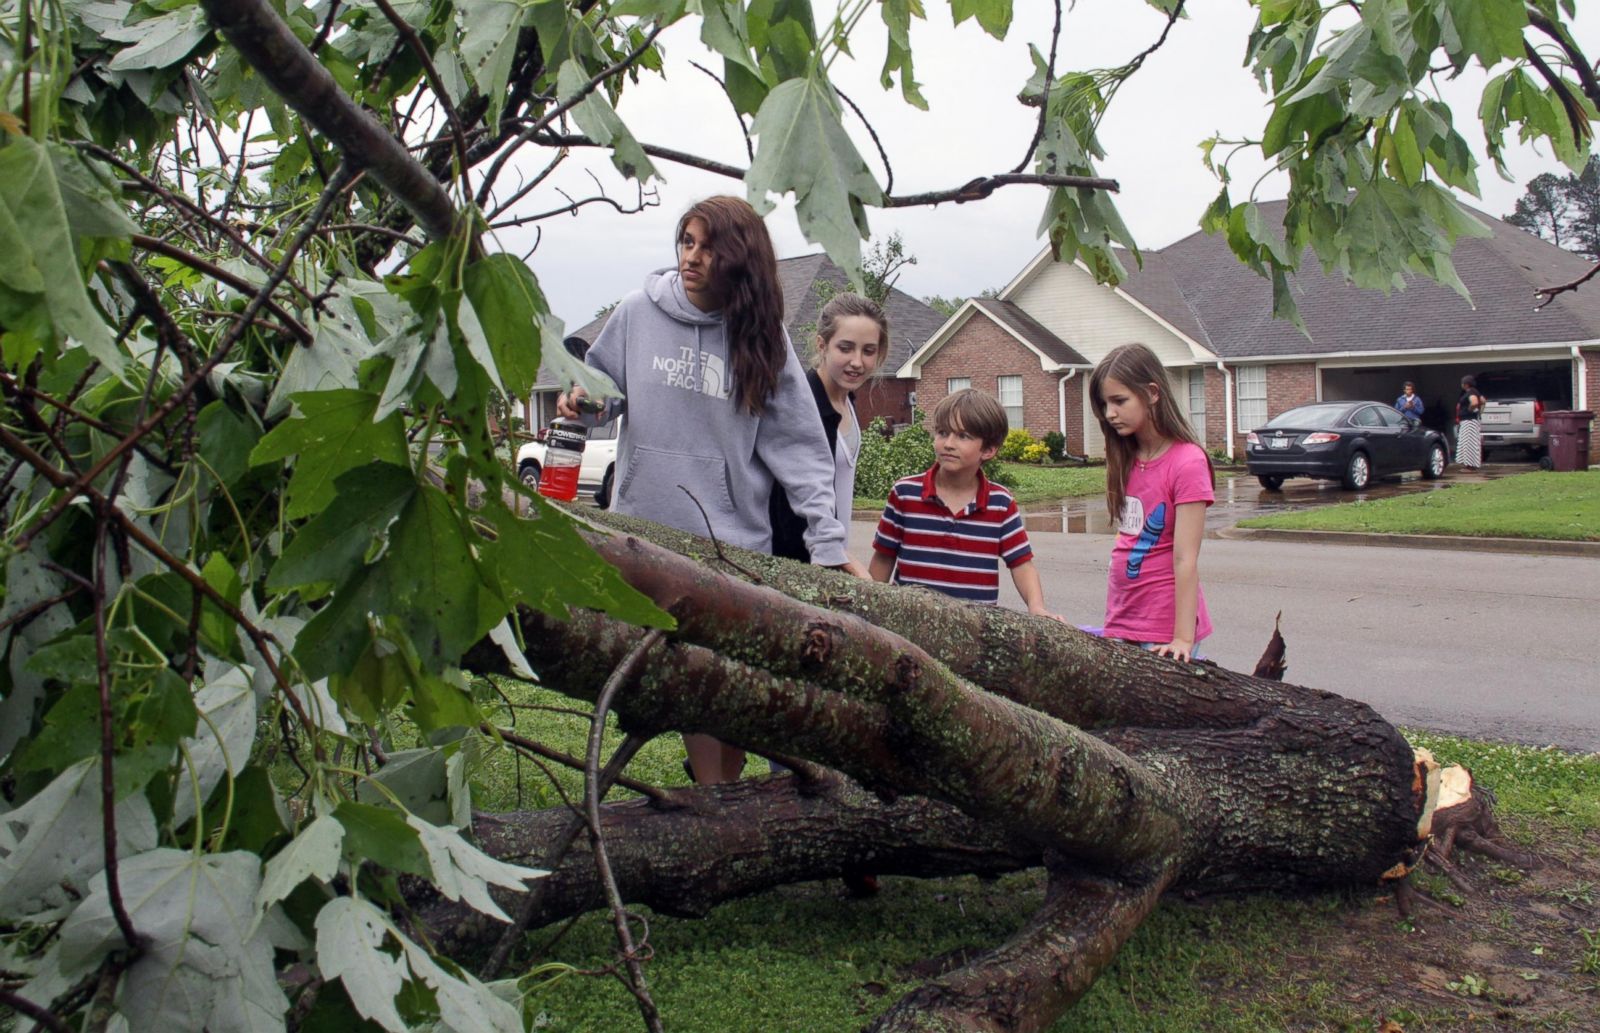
[1395,381,1424,428]
[1455,374,1485,469]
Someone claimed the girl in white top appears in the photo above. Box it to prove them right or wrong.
[768,293,888,562]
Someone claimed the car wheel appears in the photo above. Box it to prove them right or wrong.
[1421,443,1447,480]
[1341,451,1371,490]
[1257,474,1285,491]
[518,460,541,490]
[595,466,614,509]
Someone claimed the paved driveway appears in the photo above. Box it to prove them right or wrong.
[847,522,1600,753]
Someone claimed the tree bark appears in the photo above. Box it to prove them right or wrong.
[450,512,1427,1032]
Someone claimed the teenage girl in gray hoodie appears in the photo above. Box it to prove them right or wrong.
[558,195,864,785]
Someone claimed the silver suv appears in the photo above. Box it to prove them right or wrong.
[516,419,619,507]
[1476,369,1571,458]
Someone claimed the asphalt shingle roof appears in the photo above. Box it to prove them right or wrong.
[968,298,1091,366]
[539,254,946,384]
[1122,199,1600,359]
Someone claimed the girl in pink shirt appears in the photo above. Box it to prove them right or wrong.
[1089,344,1215,661]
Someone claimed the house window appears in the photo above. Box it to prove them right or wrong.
[997,375,1024,430]
[947,377,971,394]
[1187,369,1206,441]
[1236,365,1267,433]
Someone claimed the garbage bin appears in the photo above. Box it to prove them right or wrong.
[1542,410,1595,472]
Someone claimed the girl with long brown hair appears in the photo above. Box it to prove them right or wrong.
[558,196,863,785]
[769,292,888,562]
[1088,343,1215,662]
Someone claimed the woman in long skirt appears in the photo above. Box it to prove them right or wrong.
[1455,375,1484,469]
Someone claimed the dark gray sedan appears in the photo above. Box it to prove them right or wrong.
[1245,401,1450,490]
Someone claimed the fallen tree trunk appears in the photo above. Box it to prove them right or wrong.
[450,512,1428,1032]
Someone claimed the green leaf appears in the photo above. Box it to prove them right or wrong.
[950,0,1012,38]
[0,200,45,292]
[315,896,410,1033]
[534,311,623,402]
[104,5,212,71]
[879,0,929,109]
[257,814,345,915]
[288,471,500,680]
[1243,203,1294,266]
[250,389,409,520]
[0,137,120,371]
[316,895,524,1033]
[0,758,158,922]
[135,669,201,750]
[376,313,456,419]
[555,59,661,182]
[456,0,526,128]
[357,747,450,824]
[1440,0,1528,68]
[406,815,546,922]
[693,0,762,76]
[747,72,883,286]
[333,801,430,878]
[462,253,546,399]
[199,552,245,657]
[476,495,673,629]
[171,664,257,827]
[271,278,405,420]
[336,621,485,736]
[58,849,289,1033]
[194,400,258,491]
[268,462,416,592]
[49,146,140,241]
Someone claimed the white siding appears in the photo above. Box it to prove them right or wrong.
[1009,260,1198,369]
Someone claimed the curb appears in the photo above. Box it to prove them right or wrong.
[1214,525,1600,557]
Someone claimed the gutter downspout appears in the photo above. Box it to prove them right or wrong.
[1057,369,1077,439]
[1575,345,1588,411]
[1216,360,1235,461]
[1057,369,1086,462]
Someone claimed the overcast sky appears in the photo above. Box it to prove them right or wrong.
[485,1,1599,330]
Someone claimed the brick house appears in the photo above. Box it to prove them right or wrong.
[900,201,1600,463]
[523,254,945,431]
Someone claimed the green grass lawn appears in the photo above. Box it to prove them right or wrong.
[1238,469,1600,541]
[854,461,1106,510]
[472,683,1600,1033]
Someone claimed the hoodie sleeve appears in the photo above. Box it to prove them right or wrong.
[579,296,632,425]
[755,340,850,566]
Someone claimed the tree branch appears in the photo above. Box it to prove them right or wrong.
[1012,0,1062,175]
[128,235,313,343]
[474,21,668,208]
[199,0,467,244]
[527,132,1118,201]
[1534,258,1600,309]
[371,0,472,193]
[1526,7,1600,112]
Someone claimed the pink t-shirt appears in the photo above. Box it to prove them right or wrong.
[1103,442,1214,644]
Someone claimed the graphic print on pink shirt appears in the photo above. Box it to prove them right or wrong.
[1102,442,1214,644]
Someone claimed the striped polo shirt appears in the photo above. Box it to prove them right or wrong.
[872,465,1033,604]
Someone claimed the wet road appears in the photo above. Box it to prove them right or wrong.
[1016,463,1527,535]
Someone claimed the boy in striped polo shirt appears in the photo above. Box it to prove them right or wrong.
[868,389,1055,615]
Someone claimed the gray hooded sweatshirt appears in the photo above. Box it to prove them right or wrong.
[583,270,850,566]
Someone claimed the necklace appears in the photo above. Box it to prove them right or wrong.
[1135,442,1172,470]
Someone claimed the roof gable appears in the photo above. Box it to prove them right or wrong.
[898,297,1090,377]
